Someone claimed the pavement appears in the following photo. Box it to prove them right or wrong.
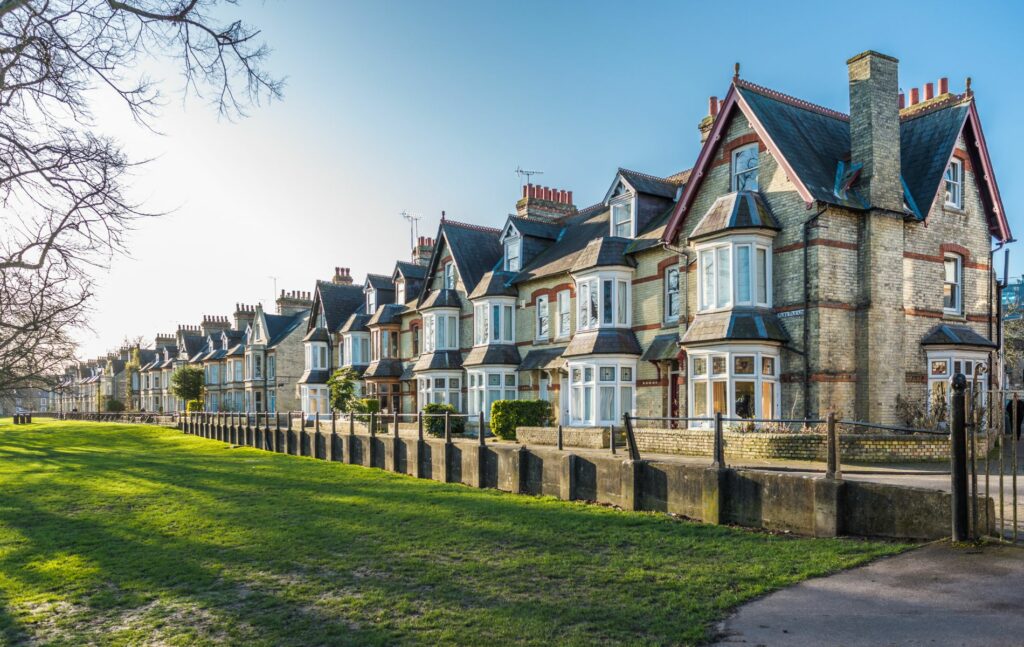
[713,542,1024,646]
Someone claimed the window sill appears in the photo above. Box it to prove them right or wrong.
[943,204,966,215]
[942,312,966,322]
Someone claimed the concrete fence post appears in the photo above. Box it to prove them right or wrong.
[444,410,452,445]
[557,423,563,451]
[478,412,485,446]
[951,373,969,542]
[417,411,424,441]
[370,411,376,437]
[712,412,725,468]
[610,424,616,455]
[826,412,841,479]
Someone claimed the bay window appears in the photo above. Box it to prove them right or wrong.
[473,299,515,345]
[468,369,517,420]
[306,343,328,370]
[417,373,461,410]
[343,334,370,366]
[688,346,779,426]
[696,237,772,312]
[423,310,459,353]
[926,350,988,419]
[575,272,630,330]
[567,359,635,426]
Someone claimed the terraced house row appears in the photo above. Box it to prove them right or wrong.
[55,51,1011,427]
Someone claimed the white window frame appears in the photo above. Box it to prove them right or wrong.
[664,266,680,323]
[944,253,963,315]
[396,280,406,305]
[610,197,635,238]
[926,349,988,417]
[505,237,521,272]
[556,290,571,339]
[472,298,515,346]
[731,143,759,192]
[443,262,456,290]
[417,372,462,411]
[574,270,632,331]
[366,288,376,314]
[467,369,518,421]
[687,345,780,427]
[944,158,963,209]
[696,235,773,313]
[567,358,636,426]
[535,295,549,340]
[423,309,459,353]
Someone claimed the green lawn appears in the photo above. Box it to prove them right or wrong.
[0,419,909,646]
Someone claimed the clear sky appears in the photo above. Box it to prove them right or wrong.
[77,0,1024,358]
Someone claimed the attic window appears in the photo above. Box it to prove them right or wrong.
[367,288,376,313]
[505,237,521,272]
[443,262,456,290]
[731,144,759,192]
[611,201,633,238]
[396,280,406,305]
[944,159,962,209]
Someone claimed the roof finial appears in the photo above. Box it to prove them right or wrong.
[441,209,446,222]
[734,62,740,80]
[965,76,972,97]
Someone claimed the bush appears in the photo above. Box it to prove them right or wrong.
[104,397,125,413]
[422,402,464,437]
[186,399,204,413]
[352,398,380,414]
[489,400,552,441]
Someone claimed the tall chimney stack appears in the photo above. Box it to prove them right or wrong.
[847,51,902,213]
[333,266,353,285]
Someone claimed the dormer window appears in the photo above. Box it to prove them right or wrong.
[443,262,456,290]
[731,143,759,192]
[505,237,521,272]
[367,289,376,313]
[396,280,406,305]
[944,159,962,209]
[611,201,633,238]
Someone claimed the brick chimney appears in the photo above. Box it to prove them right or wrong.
[200,314,231,338]
[233,303,256,331]
[847,51,902,213]
[276,289,313,316]
[412,236,434,266]
[699,96,719,144]
[332,267,353,285]
[515,184,576,222]
[154,333,175,348]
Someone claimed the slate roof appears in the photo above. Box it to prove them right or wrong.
[264,310,309,348]
[412,350,463,372]
[463,345,521,367]
[467,271,519,299]
[363,359,404,379]
[510,204,610,284]
[420,288,462,310]
[680,308,789,345]
[563,329,642,358]
[689,191,780,242]
[366,303,405,326]
[920,324,996,348]
[570,237,637,273]
[315,280,365,332]
[517,347,566,371]
[433,221,504,294]
[900,102,971,219]
[298,368,331,385]
[394,261,427,281]
[640,333,681,362]
[180,335,205,360]
[619,167,681,199]
[506,215,562,241]
[302,328,331,343]
[365,273,395,291]
[399,362,416,381]
[339,307,371,334]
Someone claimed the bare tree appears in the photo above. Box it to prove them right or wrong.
[0,0,280,394]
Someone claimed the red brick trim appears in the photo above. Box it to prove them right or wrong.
[904,244,988,270]
[781,372,857,383]
[710,133,766,169]
[633,257,684,286]
[528,282,574,306]
[631,322,665,332]
[775,301,857,313]
[774,238,858,254]
[952,148,973,173]
[905,372,927,384]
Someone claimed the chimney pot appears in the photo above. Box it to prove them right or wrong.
[938,77,949,94]
[566,190,573,205]
[924,82,934,101]
[898,92,905,109]
[909,87,919,105]
[522,184,528,199]
[709,96,719,117]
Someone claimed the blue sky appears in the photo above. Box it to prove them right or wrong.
[80,0,1024,357]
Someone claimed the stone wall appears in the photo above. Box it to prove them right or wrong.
[516,426,609,449]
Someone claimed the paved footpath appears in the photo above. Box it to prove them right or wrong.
[713,542,1024,646]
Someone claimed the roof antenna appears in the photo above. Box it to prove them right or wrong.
[400,210,422,251]
[515,166,544,187]
[267,275,278,304]
[734,62,740,80]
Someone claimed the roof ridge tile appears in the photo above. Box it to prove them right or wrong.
[736,78,850,122]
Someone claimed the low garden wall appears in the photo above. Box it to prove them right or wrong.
[517,426,609,449]
[176,414,990,540]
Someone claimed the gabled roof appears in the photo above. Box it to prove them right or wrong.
[393,261,427,281]
[616,168,682,199]
[504,215,563,241]
[311,280,365,333]
[264,310,309,348]
[365,274,395,292]
[420,220,503,298]
[663,78,1011,243]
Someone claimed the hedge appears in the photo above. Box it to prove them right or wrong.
[490,400,552,441]
[185,399,203,413]
[422,402,464,437]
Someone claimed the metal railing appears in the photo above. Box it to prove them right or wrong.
[976,387,1021,543]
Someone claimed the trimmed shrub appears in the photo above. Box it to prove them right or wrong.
[422,402,464,437]
[490,399,552,441]
[185,399,203,412]
[104,397,125,413]
[353,398,380,414]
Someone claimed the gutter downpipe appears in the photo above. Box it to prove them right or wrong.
[802,204,828,420]
[991,239,1011,387]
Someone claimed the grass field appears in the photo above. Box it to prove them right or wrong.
[0,419,909,645]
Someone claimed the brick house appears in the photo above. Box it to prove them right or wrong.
[660,51,1010,424]
[242,290,312,413]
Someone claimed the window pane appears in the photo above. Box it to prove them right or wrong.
[503,305,512,340]
[716,247,731,307]
[488,373,501,386]
[584,367,593,382]
[756,248,768,303]
[693,357,707,376]
[712,356,727,375]
[701,253,714,310]
[735,381,755,419]
[736,245,751,302]
[504,373,515,386]
[583,386,593,419]
[579,283,589,329]
[733,145,759,191]
[600,367,615,382]
[617,280,627,324]
[734,356,755,374]
[761,356,775,377]
[693,381,708,417]
[599,386,614,421]
[712,381,728,414]
[492,305,500,341]
[760,382,775,419]
[620,366,632,381]
[620,387,633,417]
[588,281,598,327]
[602,280,612,324]
[930,360,948,376]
